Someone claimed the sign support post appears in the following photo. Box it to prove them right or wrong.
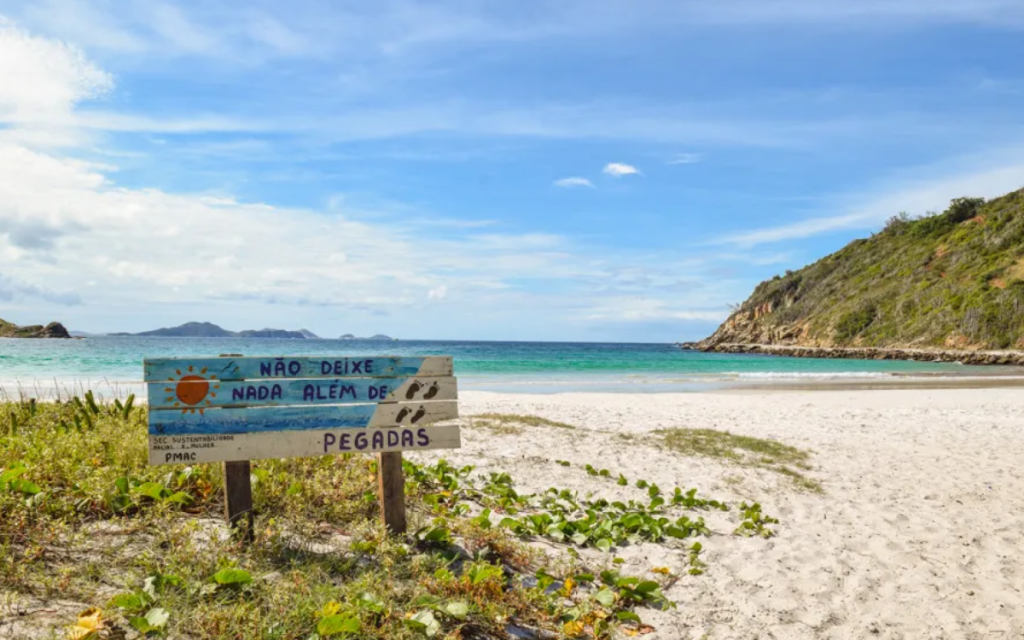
[377,451,407,533]
[223,460,254,542]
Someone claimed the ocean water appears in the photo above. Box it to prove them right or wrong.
[0,337,1016,396]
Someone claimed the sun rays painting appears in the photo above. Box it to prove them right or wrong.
[165,365,220,414]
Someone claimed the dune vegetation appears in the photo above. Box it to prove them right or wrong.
[703,188,1024,350]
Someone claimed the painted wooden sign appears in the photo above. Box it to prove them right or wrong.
[145,355,459,465]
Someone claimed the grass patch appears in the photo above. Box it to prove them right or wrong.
[469,413,577,433]
[655,428,821,492]
[2,397,781,639]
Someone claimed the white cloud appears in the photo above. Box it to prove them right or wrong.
[715,162,1024,247]
[667,153,700,165]
[554,177,594,188]
[0,23,112,119]
[602,162,641,177]
[427,286,448,300]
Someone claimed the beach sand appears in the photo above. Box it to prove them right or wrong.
[406,388,1024,639]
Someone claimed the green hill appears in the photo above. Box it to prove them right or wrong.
[701,187,1024,350]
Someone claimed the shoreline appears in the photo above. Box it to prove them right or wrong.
[683,342,1024,366]
[5,370,1024,401]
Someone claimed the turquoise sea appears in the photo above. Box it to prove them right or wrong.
[0,337,1018,397]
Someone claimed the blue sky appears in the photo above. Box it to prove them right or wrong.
[1,1,1023,341]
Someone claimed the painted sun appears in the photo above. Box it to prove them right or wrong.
[165,365,220,414]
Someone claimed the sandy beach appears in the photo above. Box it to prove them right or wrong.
[408,388,1024,639]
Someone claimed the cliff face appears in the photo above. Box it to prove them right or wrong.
[0,319,71,339]
[699,188,1024,351]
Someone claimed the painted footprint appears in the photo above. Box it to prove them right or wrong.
[411,406,427,423]
[395,407,411,423]
[423,382,440,399]
[405,381,423,399]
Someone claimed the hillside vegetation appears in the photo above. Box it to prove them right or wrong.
[703,187,1024,350]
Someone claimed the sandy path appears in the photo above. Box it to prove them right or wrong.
[409,389,1024,640]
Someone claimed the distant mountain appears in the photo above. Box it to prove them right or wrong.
[339,333,395,340]
[111,321,311,339]
[0,318,71,339]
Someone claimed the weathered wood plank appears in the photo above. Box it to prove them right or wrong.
[148,400,458,435]
[144,356,452,382]
[378,452,407,534]
[148,424,461,465]
[148,376,456,411]
[223,460,254,541]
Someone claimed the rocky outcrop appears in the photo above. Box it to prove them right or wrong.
[680,342,1024,366]
[0,319,72,339]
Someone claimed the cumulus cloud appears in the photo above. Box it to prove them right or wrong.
[553,176,594,188]
[602,162,640,177]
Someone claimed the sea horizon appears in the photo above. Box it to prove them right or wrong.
[4,336,1023,399]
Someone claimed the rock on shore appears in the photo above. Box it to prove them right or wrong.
[0,319,72,339]
[679,342,1024,366]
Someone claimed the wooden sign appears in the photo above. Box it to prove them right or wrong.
[144,355,461,536]
[144,355,460,465]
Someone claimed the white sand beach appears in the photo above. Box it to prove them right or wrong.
[411,388,1024,639]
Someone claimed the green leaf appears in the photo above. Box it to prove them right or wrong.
[594,588,616,607]
[212,568,252,586]
[405,610,440,637]
[635,581,661,595]
[358,592,385,614]
[595,537,613,552]
[144,607,170,628]
[444,601,469,620]
[617,474,628,486]
[137,482,167,501]
[12,479,40,495]
[163,492,192,504]
[616,611,642,623]
[0,464,27,487]
[317,614,360,636]
[115,477,130,495]
[287,481,303,496]
[110,592,146,613]
[129,617,159,634]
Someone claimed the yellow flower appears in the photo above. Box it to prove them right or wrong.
[66,607,102,639]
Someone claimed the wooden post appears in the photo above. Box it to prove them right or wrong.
[377,451,407,534]
[224,460,254,542]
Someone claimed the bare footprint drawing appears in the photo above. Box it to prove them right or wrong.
[395,407,411,422]
[411,406,426,423]
[405,381,423,399]
[423,381,440,399]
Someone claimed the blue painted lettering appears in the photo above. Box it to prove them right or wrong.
[260,362,272,376]
[232,388,244,401]
[271,384,282,400]
[323,433,336,453]
[321,361,332,375]
[274,361,287,376]
[355,433,368,450]
[364,359,373,374]
[387,430,399,447]
[401,430,414,447]
[341,384,356,399]
[372,430,384,449]
[417,428,429,446]
[288,360,301,375]
[303,384,315,401]
[246,386,257,400]
[339,433,351,450]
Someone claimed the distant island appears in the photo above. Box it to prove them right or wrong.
[0,318,71,339]
[110,322,320,339]
[340,333,396,341]
[686,188,1024,365]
